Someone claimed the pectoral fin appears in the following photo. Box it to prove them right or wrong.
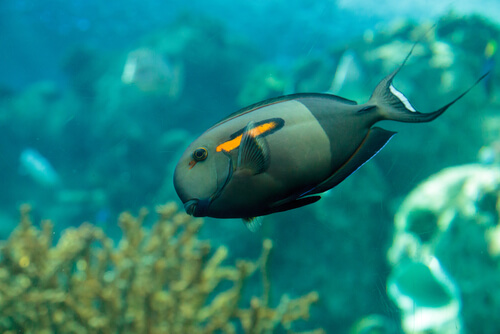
[237,121,270,174]
[242,216,263,232]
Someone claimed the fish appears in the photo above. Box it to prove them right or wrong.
[121,47,183,98]
[329,49,364,94]
[173,45,488,231]
[19,148,61,187]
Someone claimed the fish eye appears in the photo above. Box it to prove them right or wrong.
[193,147,208,162]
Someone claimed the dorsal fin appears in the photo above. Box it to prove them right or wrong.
[208,93,357,131]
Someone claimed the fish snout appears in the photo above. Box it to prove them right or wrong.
[183,198,211,217]
[184,199,198,216]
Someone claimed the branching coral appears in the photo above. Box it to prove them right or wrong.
[0,202,323,334]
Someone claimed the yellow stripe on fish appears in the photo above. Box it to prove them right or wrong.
[216,119,282,153]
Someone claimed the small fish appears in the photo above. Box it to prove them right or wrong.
[173,45,487,231]
[329,49,363,94]
[121,47,183,98]
[19,148,60,187]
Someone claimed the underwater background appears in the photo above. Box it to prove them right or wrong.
[2,0,500,333]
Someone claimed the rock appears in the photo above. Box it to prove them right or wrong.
[388,164,500,333]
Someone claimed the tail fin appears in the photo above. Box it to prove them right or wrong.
[369,44,490,123]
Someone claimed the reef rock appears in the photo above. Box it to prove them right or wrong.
[388,164,500,333]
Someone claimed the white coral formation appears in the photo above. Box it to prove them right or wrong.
[387,164,500,334]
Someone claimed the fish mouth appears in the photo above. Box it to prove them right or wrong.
[183,198,211,217]
[184,199,198,216]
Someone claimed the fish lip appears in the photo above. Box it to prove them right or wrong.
[193,198,210,217]
[184,199,198,216]
[184,198,210,217]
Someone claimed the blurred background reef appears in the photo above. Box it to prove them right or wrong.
[1,7,500,334]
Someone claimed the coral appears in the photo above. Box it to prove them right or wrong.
[349,314,398,334]
[387,165,500,334]
[0,203,323,334]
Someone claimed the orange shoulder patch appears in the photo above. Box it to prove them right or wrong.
[216,119,283,153]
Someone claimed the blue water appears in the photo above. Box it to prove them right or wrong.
[1,0,500,333]
[6,0,500,89]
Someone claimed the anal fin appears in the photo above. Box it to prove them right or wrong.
[272,196,321,213]
[308,127,396,195]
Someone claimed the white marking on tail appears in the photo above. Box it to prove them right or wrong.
[390,84,416,112]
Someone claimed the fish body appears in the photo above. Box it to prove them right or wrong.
[174,47,487,230]
[187,95,371,217]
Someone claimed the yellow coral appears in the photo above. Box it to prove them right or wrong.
[0,202,323,334]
